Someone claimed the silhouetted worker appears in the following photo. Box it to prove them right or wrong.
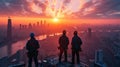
[58,30,69,62]
[26,33,40,67]
[71,31,82,64]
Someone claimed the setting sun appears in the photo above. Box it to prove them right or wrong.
[53,18,59,22]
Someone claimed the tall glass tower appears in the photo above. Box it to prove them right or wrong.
[7,17,12,40]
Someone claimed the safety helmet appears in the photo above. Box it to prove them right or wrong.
[30,33,35,37]
[74,31,77,35]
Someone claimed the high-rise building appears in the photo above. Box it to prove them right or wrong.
[19,24,22,29]
[41,20,43,26]
[7,17,12,40]
[28,23,32,28]
[37,22,40,26]
[94,50,107,67]
[88,28,92,38]
[95,50,103,64]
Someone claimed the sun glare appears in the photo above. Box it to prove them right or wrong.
[53,18,59,22]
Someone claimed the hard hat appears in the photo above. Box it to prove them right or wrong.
[30,33,35,37]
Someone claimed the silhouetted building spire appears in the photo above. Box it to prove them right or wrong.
[88,28,92,38]
[28,23,32,28]
[20,24,22,29]
[41,20,43,25]
[7,17,12,40]
[44,20,46,24]
[37,22,39,26]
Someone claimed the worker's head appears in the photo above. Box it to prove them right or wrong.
[63,30,66,35]
[30,33,35,38]
[74,31,78,35]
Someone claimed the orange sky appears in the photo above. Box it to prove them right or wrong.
[0,16,120,26]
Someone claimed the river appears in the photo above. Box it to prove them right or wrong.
[0,29,120,58]
[0,33,62,58]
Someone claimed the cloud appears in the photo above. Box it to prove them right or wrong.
[75,0,120,18]
[0,0,26,16]
[0,0,120,18]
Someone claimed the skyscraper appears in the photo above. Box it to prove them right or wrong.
[94,50,107,67]
[7,17,12,41]
[88,28,92,38]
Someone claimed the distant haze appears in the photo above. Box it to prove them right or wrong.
[0,17,120,26]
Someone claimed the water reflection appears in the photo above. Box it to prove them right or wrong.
[49,34,54,37]
[1,30,120,58]
[2,29,120,58]
[0,33,62,58]
[36,35,47,40]
[55,33,62,36]
[12,40,27,54]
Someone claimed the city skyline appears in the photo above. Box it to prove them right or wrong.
[0,0,120,67]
